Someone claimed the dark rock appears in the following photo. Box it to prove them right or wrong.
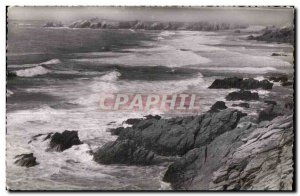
[282,81,293,86]
[269,75,288,82]
[93,140,155,165]
[110,127,126,136]
[7,71,17,79]
[14,153,38,167]
[144,114,161,120]
[259,79,273,90]
[232,102,250,108]
[49,130,82,151]
[247,35,255,40]
[252,26,294,44]
[285,101,294,110]
[226,90,259,101]
[209,77,273,90]
[271,53,287,56]
[209,77,243,89]
[94,109,245,165]
[210,101,227,112]
[124,118,142,125]
[257,104,282,123]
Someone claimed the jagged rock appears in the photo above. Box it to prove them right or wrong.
[14,153,38,167]
[250,26,294,44]
[226,90,259,101]
[144,114,161,120]
[93,140,155,165]
[269,75,288,82]
[110,127,126,136]
[7,71,17,79]
[124,118,142,125]
[210,101,227,112]
[282,81,293,86]
[94,109,245,165]
[258,104,282,123]
[285,101,294,110]
[271,53,287,56]
[209,77,273,90]
[48,130,82,151]
[163,115,293,190]
[232,102,250,108]
[209,115,293,190]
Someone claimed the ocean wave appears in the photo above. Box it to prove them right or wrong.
[159,31,176,37]
[7,89,14,97]
[40,59,61,65]
[98,71,121,82]
[199,66,277,74]
[15,66,50,77]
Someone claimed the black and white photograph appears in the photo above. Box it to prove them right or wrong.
[6,6,295,191]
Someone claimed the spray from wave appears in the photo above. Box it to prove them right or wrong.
[14,59,61,77]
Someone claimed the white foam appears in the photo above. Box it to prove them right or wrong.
[15,66,50,77]
[7,89,14,97]
[40,59,61,65]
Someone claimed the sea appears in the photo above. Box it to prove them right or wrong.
[6,20,294,190]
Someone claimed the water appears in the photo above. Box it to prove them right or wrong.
[6,20,294,190]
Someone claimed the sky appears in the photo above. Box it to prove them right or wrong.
[7,6,294,26]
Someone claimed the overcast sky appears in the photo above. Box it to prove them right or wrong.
[8,6,294,26]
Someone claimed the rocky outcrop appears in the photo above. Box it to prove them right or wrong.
[14,153,38,167]
[248,26,294,44]
[94,108,245,165]
[269,75,288,83]
[209,77,273,90]
[209,115,293,190]
[163,115,293,190]
[258,104,283,123]
[48,130,82,152]
[226,90,259,101]
[210,101,227,112]
[68,19,247,31]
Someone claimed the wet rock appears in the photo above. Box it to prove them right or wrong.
[285,101,294,110]
[210,101,227,112]
[7,71,17,80]
[144,114,161,120]
[124,118,142,125]
[226,90,259,101]
[271,53,287,56]
[209,77,273,90]
[110,127,126,136]
[269,75,288,83]
[94,109,245,165]
[49,130,82,152]
[232,102,250,108]
[257,104,282,123]
[282,81,293,86]
[14,153,38,167]
[93,140,155,165]
[164,115,293,190]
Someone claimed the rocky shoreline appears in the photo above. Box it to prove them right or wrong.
[15,75,294,190]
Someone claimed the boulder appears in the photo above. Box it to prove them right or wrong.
[123,118,142,125]
[94,109,245,165]
[48,130,82,151]
[210,101,227,112]
[257,104,282,123]
[264,100,277,105]
[14,153,38,167]
[282,81,293,86]
[226,90,259,101]
[209,77,273,90]
[269,75,288,82]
